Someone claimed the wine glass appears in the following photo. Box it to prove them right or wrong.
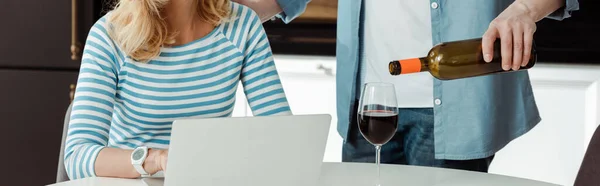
[357,82,399,186]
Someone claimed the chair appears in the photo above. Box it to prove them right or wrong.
[56,103,72,183]
[573,124,600,186]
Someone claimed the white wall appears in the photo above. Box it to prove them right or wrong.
[233,55,600,186]
[231,55,343,162]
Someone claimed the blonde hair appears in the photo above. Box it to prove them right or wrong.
[108,0,230,62]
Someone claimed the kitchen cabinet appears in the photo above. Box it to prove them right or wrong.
[296,0,337,23]
[0,70,79,185]
[0,0,108,185]
[0,0,76,68]
[262,0,337,56]
[0,0,102,68]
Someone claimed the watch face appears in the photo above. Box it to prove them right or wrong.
[133,149,144,160]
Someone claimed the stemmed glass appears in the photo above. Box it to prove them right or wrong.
[357,82,399,186]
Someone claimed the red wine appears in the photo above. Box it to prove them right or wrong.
[358,111,398,145]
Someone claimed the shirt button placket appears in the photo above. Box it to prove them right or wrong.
[431,2,439,9]
[434,99,441,106]
[430,0,444,157]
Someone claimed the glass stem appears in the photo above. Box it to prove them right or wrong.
[376,145,382,186]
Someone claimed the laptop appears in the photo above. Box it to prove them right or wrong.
[149,114,331,186]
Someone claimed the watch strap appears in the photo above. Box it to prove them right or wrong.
[133,163,149,176]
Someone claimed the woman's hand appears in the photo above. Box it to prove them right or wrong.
[145,149,169,175]
[482,1,537,71]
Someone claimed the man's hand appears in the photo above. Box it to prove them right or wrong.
[482,2,536,71]
[482,0,565,71]
[232,0,283,22]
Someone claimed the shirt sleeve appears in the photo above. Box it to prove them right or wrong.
[241,11,292,116]
[64,18,118,180]
[546,0,580,20]
[275,0,311,23]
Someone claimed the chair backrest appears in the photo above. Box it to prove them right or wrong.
[573,124,600,186]
[56,103,72,183]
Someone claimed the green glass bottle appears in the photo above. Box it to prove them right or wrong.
[388,38,536,80]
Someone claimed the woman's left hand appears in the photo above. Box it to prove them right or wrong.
[482,1,537,71]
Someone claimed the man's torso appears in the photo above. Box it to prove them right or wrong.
[361,0,434,108]
[336,0,541,160]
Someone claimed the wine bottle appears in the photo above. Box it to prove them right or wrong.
[388,38,536,80]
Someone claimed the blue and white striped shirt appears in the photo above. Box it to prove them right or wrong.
[64,3,291,179]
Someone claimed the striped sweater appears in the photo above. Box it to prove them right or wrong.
[64,3,291,179]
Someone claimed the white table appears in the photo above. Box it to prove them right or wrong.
[48,162,559,186]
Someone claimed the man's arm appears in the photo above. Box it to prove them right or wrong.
[274,0,311,23]
[481,0,579,71]
[520,0,579,21]
[232,0,311,23]
[545,0,580,20]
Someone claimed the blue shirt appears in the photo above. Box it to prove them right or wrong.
[65,3,291,179]
[278,0,579,160]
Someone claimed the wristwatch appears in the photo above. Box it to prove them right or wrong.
[131,146,150,177]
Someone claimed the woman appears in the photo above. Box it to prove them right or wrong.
[64,0,291,179]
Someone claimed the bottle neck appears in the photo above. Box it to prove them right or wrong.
[389,57,428,75]
[402,57,429,73]
[418,57,428,72]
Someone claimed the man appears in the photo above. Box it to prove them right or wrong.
[236,0,579,172]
